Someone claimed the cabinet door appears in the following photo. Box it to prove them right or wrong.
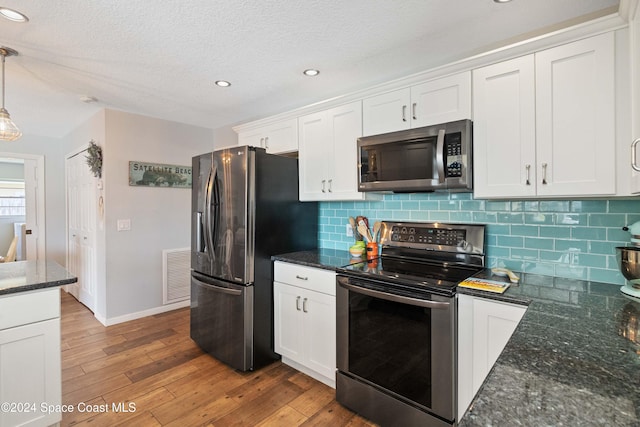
[264,118,298,154]
[471,297,526,394]
[631,4,640,193]
[362,88,411,136]
[302,289,336,381]
[273,282,304,361]
[298,111,329,201]
[473,56,536,198]
[237,128,265,149]
[326,101,364,200]
[411,72,471,128]
[535,32,615,196]
[0,319,61,427]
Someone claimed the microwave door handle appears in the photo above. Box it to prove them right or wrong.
[436,128,446,184]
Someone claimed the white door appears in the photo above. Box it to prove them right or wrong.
[472,55,536,198]
[0,153,46,261]
[327,101,364,200]
[298,111,329,201]
[410,71,472,128]
[66,150,97,312]
[535,32,616,196]
[362,88,411,136]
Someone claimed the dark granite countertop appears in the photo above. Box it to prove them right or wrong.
[458,273,640,427]
[273,250,640,426]
[272,248,354,271]
[0,260,77,296]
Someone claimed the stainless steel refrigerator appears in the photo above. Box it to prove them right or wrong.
[190,146,317,371]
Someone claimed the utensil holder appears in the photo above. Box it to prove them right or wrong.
[366,242,379,260]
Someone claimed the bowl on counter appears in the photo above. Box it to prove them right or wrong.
[616,246,640,288]
[349,246,364,258]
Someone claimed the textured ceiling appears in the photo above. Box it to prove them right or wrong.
[0,0,621,138]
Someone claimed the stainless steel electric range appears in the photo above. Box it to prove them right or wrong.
[335,221,486,427]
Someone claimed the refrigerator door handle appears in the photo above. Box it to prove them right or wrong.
[194,211,203,252]
[192,274,243,296]
[204,164,218,264]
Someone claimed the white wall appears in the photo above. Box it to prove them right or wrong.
[213,125,238,150]
[103,109,214,320]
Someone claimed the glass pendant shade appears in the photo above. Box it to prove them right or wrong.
[0,47,21,142]
[0,107,21,141]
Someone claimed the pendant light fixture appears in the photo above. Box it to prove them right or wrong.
[0,47,21,142]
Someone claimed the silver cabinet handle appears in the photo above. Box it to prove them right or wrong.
[632,138,640,172]
[303,298,308,313]
[260,137,264,148]
[295,275,308,281]
[402,105,407,122]
[328,179,333,192]
[296,296,301,311]
[525,164,531,186]
[321,179,326,193]
[264,136,269,149]
[541,163,548,185]
[412,102,417,120]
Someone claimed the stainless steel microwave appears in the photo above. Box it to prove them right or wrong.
[357,119,473,193]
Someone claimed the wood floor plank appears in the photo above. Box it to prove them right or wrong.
[58,290,375,427]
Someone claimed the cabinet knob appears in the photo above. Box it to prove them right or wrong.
[541,163,548,185]
[525,164,531,186]
[321,180,326,193]
[412,102,417,120]
[402,105,407,122]
[328,179,333,192]
[302,297,308,313]
[295,275,308,281]
[296,296,301,311]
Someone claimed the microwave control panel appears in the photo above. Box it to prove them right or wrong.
[445,132,463,178]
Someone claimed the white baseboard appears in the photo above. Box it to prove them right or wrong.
[94,299,190,326]
[281,356,336,389]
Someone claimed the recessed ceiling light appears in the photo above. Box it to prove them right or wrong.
[0,7,29,22]
[493,0,512,3]
[215,80,231,87]
[303,69,320,77]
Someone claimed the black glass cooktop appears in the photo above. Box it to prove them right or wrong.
[338,255,483,296]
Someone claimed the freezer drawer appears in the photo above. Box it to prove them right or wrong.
[190,272,254,371]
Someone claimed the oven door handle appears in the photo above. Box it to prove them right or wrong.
[337,277,450,310]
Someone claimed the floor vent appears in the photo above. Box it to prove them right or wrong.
[163,248,190,304]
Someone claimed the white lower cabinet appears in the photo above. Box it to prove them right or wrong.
[273,262,336,388]
[457,294,527,421]
[0,288,62,427]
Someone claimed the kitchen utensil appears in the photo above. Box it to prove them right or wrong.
[357,223,371,243]
[372,221,381,243]
[348,217,359,240]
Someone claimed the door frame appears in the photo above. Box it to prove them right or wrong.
[0,152,46,261]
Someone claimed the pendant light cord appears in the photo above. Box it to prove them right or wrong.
[1,52,5,110]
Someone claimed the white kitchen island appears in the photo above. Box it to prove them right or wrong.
[0,261,77,427]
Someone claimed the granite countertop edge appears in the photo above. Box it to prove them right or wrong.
[0,260,78,296]
[273,250,640,426]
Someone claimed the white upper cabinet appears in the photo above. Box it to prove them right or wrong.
[473,32,616,199]
[630,3,640,193]
[473,55,537,198]
[237,118,298,154]
[362,72,471,136]
[299,101,375,201]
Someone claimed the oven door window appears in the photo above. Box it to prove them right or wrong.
[348,291,435,409]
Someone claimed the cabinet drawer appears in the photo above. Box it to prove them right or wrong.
[0,288,60,331]
[274,262,336,296]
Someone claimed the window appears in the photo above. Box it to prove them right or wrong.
[0,181,25,216]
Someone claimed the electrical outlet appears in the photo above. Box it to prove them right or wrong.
[346,223,353,237]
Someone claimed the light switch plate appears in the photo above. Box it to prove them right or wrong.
[117,219,131,231]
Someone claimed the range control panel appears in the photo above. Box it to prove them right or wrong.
[381,221,486,255]
[390,225,465,247]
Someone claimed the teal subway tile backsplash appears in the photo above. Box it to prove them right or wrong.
[318,194,640,286]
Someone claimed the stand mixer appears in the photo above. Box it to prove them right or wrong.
[616,221,640,302]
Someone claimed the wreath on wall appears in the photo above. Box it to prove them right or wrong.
[86,140,103,178]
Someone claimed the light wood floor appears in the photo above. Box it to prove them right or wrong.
[60,290,375,426]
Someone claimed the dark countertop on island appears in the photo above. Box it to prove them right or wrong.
[0,260,77,296]
[273,250,640,426]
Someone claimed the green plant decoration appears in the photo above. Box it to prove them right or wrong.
[86,140,103,178]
